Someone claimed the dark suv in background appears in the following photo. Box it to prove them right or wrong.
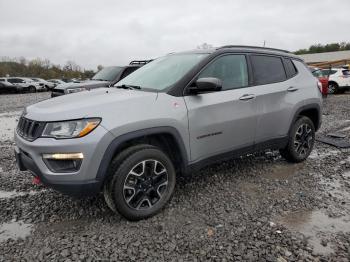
[51,60,151,97]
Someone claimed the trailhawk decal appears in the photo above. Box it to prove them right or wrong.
[197,131,223,140]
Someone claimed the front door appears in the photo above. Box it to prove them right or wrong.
[184,54,257,162]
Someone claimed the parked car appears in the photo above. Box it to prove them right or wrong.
[51,60,151,97]
[15,46,322,220]
[47,79,66,86]
[3,77,36,92]
[0,78,25,93]
[321,68,350,94]
[31,78,55,90]
[18,77,46,92]
[61,78,81,83]
[309,67,328,96]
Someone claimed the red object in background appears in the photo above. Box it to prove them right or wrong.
[318,77,329,96]
[32,176,41,185]
[309,66,329,96]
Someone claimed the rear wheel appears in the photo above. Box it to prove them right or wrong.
[327,82,338,94]
[104,145,176,221]
[280,116,315,163]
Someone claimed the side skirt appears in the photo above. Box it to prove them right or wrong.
[184,137,288,174]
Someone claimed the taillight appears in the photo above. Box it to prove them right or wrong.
[317,81,322,93]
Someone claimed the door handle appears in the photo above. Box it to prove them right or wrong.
[239,94,256,101]
[287,86,298,92]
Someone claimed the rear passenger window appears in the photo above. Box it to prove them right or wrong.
[198,55,248,90]
[251,55,286,85]
[284,59,297,78]
[342,70,350,76]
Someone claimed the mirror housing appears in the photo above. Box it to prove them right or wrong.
[189,77,222,94]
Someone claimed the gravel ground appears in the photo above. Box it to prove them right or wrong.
[0,93,349,261]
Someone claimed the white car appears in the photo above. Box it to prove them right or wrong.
[322,68,350,94]
[3,77,36,92]
[31,78,55,90]
[18,77,46,92]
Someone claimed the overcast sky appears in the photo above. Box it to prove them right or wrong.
[1,0,349,70]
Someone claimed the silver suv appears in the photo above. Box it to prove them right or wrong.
[15,46,322,220]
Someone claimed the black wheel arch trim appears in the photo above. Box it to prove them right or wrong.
[290,103,321,132]
[95,126,189,183]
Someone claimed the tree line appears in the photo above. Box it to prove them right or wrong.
[0,57,97,80]
[294,42,350,55]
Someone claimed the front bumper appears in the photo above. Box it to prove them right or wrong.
[14,125,115,197]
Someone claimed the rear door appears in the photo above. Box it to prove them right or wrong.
[250,55,299,143]
[184,54,258,162]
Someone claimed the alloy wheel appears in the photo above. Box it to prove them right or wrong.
[123,159,168,210]
[294,123,313,157]
[328,83,335,94]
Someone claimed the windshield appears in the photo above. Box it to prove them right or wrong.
[92,67,123,81]
[312,69,326,78]
[115,53,209,91]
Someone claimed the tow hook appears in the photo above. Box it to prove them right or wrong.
[32,176,41,185]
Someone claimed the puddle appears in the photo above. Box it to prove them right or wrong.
[262,163,303,180]
[0,111,21,141]
[320,176,350,201]
[0,190,42,199]
[278,210,350,255]
[0,221,33,242]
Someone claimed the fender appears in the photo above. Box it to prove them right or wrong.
[289,103,321,133]
[95,126,189,182]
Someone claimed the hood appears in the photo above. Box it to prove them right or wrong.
[26,88,158,122]
[55,80,109,90]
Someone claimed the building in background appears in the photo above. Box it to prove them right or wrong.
[298,50,350,68]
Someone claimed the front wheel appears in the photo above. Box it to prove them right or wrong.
[104,145,176,221]
[280,116,315,163]
[29,86,36,93]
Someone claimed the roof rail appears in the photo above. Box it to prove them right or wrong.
[129,60,153,65]
[218,45,290,53]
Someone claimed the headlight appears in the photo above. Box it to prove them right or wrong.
[66,87,86,94]
[42,118,101,139]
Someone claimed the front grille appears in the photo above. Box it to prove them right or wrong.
[17,117,45,141]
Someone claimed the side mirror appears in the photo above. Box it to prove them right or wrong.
[189,77,222,94]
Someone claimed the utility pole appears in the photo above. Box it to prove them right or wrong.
[263,40,266,47]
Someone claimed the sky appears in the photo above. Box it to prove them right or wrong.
[0,0,349,70]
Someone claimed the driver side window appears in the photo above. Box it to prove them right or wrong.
[198,55,248,90]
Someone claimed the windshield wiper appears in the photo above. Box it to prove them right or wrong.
[115,84,141,90]
[93,78,108,81]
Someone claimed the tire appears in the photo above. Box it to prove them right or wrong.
[327,82,338,94]
[29,86,36,93]
[104,145,176,221]
[280,116,315,163]
[103,144,155,212]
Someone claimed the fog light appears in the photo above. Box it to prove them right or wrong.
[42,153,83,160]
[42,153,83,173]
